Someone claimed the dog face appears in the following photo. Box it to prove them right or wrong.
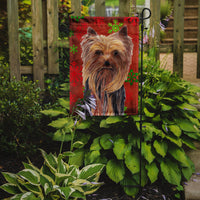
[81,26,133,115]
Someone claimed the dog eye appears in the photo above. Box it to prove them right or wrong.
[113,50,119,56]
[95,50,103,55]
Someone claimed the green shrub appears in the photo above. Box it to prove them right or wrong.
[40,49,200,198]
[0,149,104,199]
[0,64,42,155]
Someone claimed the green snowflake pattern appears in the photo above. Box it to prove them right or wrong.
[108,20,124,34]
[69,29,74,37]
[71,16,84,22]
[70,45,78,54]
[125,69,139,85]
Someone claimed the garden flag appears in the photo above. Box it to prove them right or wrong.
[70,17,139,116]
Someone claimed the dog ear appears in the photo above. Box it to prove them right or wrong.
[87,27,97,36]
[118,26,128,37]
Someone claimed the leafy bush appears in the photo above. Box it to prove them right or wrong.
[39,49,200,198]
[0,149,104,199]
[0,64,42,155]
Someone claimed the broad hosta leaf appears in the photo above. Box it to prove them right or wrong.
[120,176,139,197]
[177,103,197,111]
[168,125,182,137]
[182,136,196,150]
[165,135,182,147]
[125,151,140,174]
[23,183,41,195]
[79,164,104,181]
[142,143,155,164]
[57,187,75,199]
[182,158,195,180]
[175,119,199,133]
[85,150,101,164]
[168,147,190,167]
[144,107,155,118]
[9,193,23,200]
[18,169,40,185]
[106,116,123,124]
[40,109,66,117]
[20,192,37,200]
[41,150,57,173]
[49,118,74,129]
[90,137,101,151]
[153,140,168,157]
[0,183,20,194]
[58,98,70,109]
[77,120,92,130]
[53,130,71,141]
[160,103,172,111]
[73,141,84,149]
[113,139,127,160]
[69,149,85,167]
[160,159,181,186]
[100,134,113,150]
[2,172,18,185]
[106,160,125,183]
[145,162,159,183]
[100,119,109,128]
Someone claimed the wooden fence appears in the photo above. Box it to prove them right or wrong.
[7,0,200,89]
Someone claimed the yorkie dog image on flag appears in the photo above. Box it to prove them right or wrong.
[70,17,139,116]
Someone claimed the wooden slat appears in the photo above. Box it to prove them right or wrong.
[149,0,160,61]
[71,0,81,16]
[119,0,130,17]
[7,0,21,80]
[173,0,185,77]
[32,0,45,89]
[197,0,200,78]
[21,66,47,74]
[47,0,59,74]
[95,0,105,16]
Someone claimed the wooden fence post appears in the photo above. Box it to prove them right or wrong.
[119,0,130,17]
[32,0,45,89]
[71,0,81,16]
[47,0,59,74]
[7,0,21,81]
[197,0,200,78]
[95,0,106,16]
[173,0,185,77]
[149,0,160,61]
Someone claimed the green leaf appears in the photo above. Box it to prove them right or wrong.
[106,116,123,124]
[125,151,140,174]
[160,159,181,185]
[40,150,57,173]
[144,107,155,118]
[23,183,41,195]
[168,125,182,137]
[58,98,70,109]
[182,158,195,180]
[58,187,75,199]
[90,137,101,151]
[21,192,38,200]
[168,147,190,167]
[53,130,71,141]
[85,150,101,164]
[40,109,66,117]
[153,140,168,157]
[69,149,85,167]
[18,169,40,185]
[145,162,159,183]
[113,139,127,160]
[2,172,18,184]
[100,119,109,128]
[142,142,155,164]
[77,120,92,129]
[106,160,125,183]
[9,193,23,200]
[177,103,197,111]
[165,135,182,147]
[49,118,74,129]
[0,183,20,194]
[160,103,172,111]
[121,177,139,197]
[79,164,104,181]
[73,141,84,149]
[100,134,113,150]
[176,119,199,133]
[182,136,196,150]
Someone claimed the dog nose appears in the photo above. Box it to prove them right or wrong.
[104,60,110,66]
